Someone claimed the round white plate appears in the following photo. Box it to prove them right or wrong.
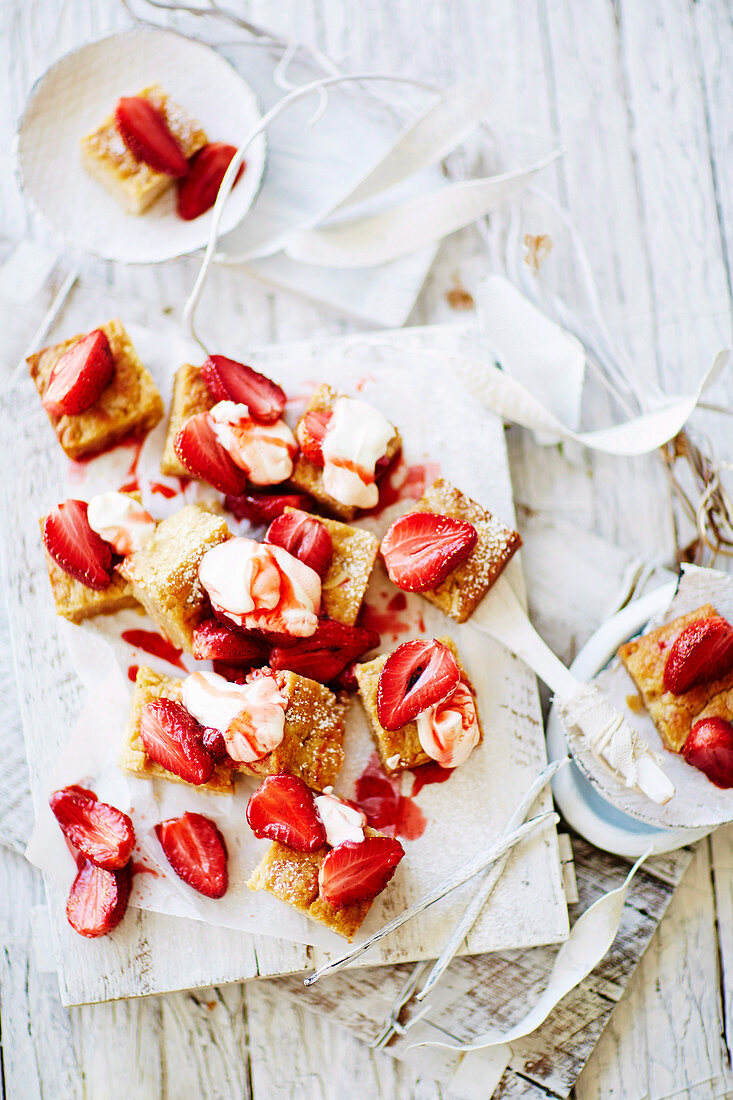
[15,28,266,264]
[547,583,712,856]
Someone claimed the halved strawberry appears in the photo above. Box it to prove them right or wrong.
[246,774,326,852]
[318,835,404,908]
[211,661,250,684]
[66,859,133,938]
[200,725,237,763]
[49,786,134,870]
[173,413,248,495]
[177,143,244,221]
[663,616,733,694]
[224,490,313,525]
[683,716,733,788]
[296,409,332,465]
[42,499,113,590]
[201,355,285,423]
[115,96,188,176]
[42,329,115,417]
[139,698,214,785]
[265,509,333,578]
[269,619,380,684]
[377,639,460,731]
[192,618,268,665]
[330,660,360,693]
[156,812,228,898]
[381,511,477,592]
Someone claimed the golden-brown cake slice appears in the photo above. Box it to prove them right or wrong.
[161,362,215,477]
[619,604,733,752]
[27,319,164,460]
[120,667,234,793]
[39,520,137,625]
[293,511,378,626]
[118,505,231,653]
[248,827,384,941]
[80,84,208,215]
[290,385,401,521]
[405,478,522,623]
[355,636,482,773]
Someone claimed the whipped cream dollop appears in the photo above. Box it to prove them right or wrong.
[416,680,481,769]
[182,669,287,763]
[86,491,155,555]
[210,401,297,486]
[198,537,320,637]
[320,397,395,509]
[315,789,367,847]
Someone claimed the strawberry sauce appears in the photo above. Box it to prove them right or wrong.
[411,760,456,794]
[354,753,427,841]
[150,481,178,499]
[359,593,412,638]
[127,664,139,682]
[121,629,187,671]
[366,458,441,518]
[131,859,159,877]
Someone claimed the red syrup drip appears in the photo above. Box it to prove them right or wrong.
[127,664,139,682]
[67,431,147,486]
[121,629,187,671]
[359,595,411,638]
[131,859,159,878]
[118,478,140,494]
[354,753,427,841]
[411,761,455,795]
[364,457,442,519]
[150,481,179,499]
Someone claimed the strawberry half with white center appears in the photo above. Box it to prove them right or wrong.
[246,774,326,852]
[381,511,478,592]
[377,639,461,731]
[265,509,333,578]
[663,616,733,694]
[201,355,286,423]
[192,618,269,665]
[43,499,114,590]
[115,96,188,176]
[318,835,404,908]
[66,858,133,938]
[49,786,134,870]
[224,490,312,526]
[296,409,332,465]
[269,619,379,684]
[683,716,733,788]
[155,812,228,898]
[177,143,244,221]
[42,329,115,417]
[173,412,249,495]
[139,698,214,785]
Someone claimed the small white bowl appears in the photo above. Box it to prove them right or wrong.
[15,27,266,264]
[546,583,711,856]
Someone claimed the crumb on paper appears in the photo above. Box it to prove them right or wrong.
[445,275,475,311]
[626,693,645,714]
[523,233,553,274]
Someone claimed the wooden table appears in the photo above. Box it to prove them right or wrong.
[1,1,731,1097]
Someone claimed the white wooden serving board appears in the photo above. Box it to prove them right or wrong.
[1,290,566,1004]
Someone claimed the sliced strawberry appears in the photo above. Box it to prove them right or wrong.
[49,787,134,870]
[246,774,326,852]
[381,511,477,592]
[296,409,332,465]
[211,660,251,685]
[318,835,404,908]
[201,355,285,423]
[173,412,248,495]
[192,618,268,665]
[43,499,113,590]
[42,330,114,417]
[139,698,214,785]
[115,96,188,176]
[66,859,133,938]
[224,490,312,526]
[200,725,237,764]
[269,619,380,684]
[330,660,360,693]
[265,509,333,578]
[683,716,733,788]
[177,143,244,221]
[663,616,733,694]
[377,639,460,731]
[155,812,228,898]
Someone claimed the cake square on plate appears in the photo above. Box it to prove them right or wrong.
[118,505,231,653]
[27,319,164,460]
[80,84,208,215]
[160,362,215,478]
